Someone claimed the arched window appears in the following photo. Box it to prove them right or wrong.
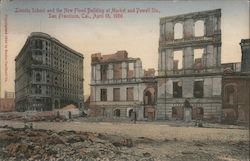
[174,23,183,39]
[195,20,204,37]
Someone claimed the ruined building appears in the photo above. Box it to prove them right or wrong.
[157,9,222,121]
[221,39,250,123]
[89,51,156,120]
[15,32,84,111]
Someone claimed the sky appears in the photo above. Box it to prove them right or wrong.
[0,0,249,97]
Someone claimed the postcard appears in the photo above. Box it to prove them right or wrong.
[0,0,249,160]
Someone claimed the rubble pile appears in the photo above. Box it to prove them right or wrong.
[0,128,153,160]
[0,112,67,122]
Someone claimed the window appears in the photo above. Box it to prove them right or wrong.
[127,88,134,101]
[194,81,204,98]
[173,81,182,98]
[100,89,107,101]
[114,63,121,79]
[54,76,58,85]
[174,23,183,39]
[101,64,108,81]
[173,50,183,70]
[36,73,41,82]
[113,88,120,101]
[127,62,134,78]
[35,85,42,94]
[35,40,43,49]
[144,91,153,105]
[194,49,203,69]
[46,74,50,83]
[195,20,204,37]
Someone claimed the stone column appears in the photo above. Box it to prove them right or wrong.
[166,49,173,71]
[135,60,142,78]
[165,22,174,41]
[184,19,194,38]
[183,47,193,70]
[95,64,101,81]
[107,64,113,80]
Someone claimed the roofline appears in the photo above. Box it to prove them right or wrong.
[15,32,84,61]
[160,8,221,22]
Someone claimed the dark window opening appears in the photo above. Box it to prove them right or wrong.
[35,40,43,49]
[194,81,204,98]
[144,91,152,105]
[173,81,182,98]
[101,89,107,101]
[35,85,42,94]
[101,64,108,81]
[128,109,133,117]
[36,73,41,82]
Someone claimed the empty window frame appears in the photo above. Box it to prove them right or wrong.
[100,89,107,101]
[194,80,204,98]
[174,23,183,39]
[173,50,183,70]
[194,20,205,37]
[113,88,120,101]
[194,49,204,69]
[126,87,134,101]
[173,81,182,98]
[100,64,108,81]
[127,62,134,78]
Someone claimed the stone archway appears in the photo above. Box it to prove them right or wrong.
[143,88,156,105]
[127,108,133,118]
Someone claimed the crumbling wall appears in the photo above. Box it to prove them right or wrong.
[157,9,222,121]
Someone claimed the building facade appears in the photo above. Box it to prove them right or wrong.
[221,39,250,123]
[15,32,84,111]
[156,9,222,121]
[89,51,156,120]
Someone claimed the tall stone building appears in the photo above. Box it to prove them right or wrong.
[156,9,222,121]
[89,51,156,120]
[15,32,84,111]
